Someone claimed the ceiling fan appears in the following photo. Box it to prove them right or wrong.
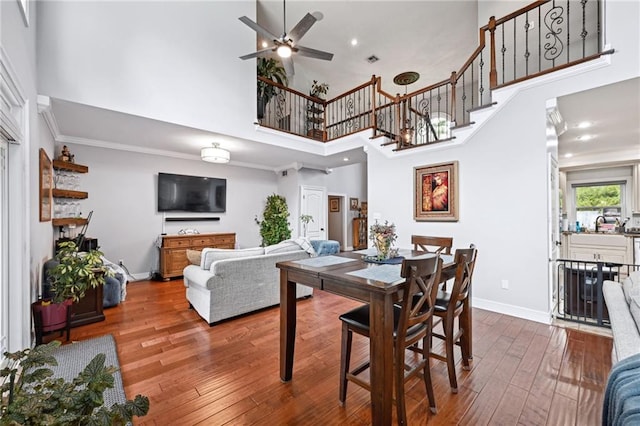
[238,0,334,76]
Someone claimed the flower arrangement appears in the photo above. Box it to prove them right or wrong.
[369,220,397,260]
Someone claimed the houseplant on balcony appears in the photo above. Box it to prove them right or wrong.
[0,340,149,424]
[33,241,111,337]
[257,58,288,120]
[255,194,291,246]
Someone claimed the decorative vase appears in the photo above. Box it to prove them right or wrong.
[374,234,392,260]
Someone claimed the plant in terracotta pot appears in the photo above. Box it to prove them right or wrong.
[310,80,329,99]
[257,57,288,119]
[255,194,291,246]
[0,340,149,424]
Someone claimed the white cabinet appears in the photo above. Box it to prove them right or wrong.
[566,233,633,264]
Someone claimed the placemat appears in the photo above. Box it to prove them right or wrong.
[346,264,402,283]
[293,255,358,267]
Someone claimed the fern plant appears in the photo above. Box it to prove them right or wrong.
[0,340,149,425]
[255,194,291,246]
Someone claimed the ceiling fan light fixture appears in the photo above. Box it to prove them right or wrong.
[201,143,230,163]
[277,45,292,58]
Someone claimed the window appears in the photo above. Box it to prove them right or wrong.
[574,182,623,229]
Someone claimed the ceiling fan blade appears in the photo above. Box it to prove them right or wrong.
[239,16,279,42]
[295,45,334,61]
[287,13,317,44]
[282,56,295,76]
[239,47,275,60]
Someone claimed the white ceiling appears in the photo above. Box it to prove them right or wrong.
[44,1,639,172]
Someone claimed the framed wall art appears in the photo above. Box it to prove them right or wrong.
[329,197,340,212]
[349,197,359,211]
[414,161,459,221]
[39,148,52,222]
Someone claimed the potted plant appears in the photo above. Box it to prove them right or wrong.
[310,80,329,99]
[257,58,288,119]
[255,194,291,246]
[0,340,149,424]
[300,214,314,237]
[33,241,111,338]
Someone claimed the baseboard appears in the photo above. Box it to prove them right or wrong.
[131,272,153,281]
[472,297,551,325]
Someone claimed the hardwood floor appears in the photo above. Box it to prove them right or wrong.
[65,279,613,425]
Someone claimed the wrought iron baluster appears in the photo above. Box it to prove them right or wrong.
[538,8,541,73]
[479,50,485,105]
[513,18,517,80]
[501,24,506,85]
[581,0,588,58]
[567,0,570,63]
[525,12,530,76]
[544,0,564,67]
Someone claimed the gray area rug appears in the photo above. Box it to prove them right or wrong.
[50,334,126,408]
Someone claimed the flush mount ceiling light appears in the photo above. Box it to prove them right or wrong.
[201,143,230,163]
[577,134,593,141]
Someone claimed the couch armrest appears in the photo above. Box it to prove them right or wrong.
[603,280,640,364]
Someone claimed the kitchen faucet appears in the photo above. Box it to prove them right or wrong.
[595,215,606,232]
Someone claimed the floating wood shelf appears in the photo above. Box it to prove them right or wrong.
[52,218,88,227]
[52,160,88,173]
[52,189,88,199]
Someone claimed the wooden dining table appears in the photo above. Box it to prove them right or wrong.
[276,249,462,426]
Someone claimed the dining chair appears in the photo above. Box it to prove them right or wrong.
[430,246,478,393]
[411,235,453,255]
[338,256,443,424]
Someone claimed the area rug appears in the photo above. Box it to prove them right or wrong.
[50,334,126,408]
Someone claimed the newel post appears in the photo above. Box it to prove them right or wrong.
[488,16,498,88]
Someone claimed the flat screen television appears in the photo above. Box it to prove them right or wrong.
[158,172,226,213]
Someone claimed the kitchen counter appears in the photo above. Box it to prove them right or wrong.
[561,231,639,237]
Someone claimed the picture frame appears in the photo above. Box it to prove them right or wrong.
[329,197,340,212]
[360,201,368,216]
[349,197,359,211]
[39,148,52,222]
[414,161,459,221]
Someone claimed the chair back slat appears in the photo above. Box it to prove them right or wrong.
[411,235,453,255]
[450,247,478,304]
[398,256,442,347]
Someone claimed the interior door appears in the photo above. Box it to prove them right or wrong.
[548,153,560,317]
[0,140,8,363]
[300,186,326,240]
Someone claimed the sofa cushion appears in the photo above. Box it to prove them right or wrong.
[201,247,265,270]
[622,272,640,305]
[631,296,640,332]
[186,249,202,265]
[264,240,302,254]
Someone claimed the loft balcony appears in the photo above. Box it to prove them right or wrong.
[256,0,612,151]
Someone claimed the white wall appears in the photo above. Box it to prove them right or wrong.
[63,144,278,276]
[367,0,640,323]
[2,0,55,349]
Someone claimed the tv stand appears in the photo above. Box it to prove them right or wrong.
[159,232,235,280]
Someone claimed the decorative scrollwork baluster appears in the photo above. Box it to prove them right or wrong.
[543,5,565,62]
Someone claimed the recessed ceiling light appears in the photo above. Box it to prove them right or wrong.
[565,153,573,158]
[577,121,592,129]
[351,38,358,46]
[343,157,349,161]
[577,134,593,141]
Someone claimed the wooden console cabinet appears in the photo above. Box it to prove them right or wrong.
[159,233,236,279]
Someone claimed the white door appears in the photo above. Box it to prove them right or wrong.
[300,186,326,240]
[548,153,560,316]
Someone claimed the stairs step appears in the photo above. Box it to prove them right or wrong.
[467,102,497,113]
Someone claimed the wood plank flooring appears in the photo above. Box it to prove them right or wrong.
[64,279,613,425]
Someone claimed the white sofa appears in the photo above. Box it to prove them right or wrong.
[183,239,315,325]
[603,270,640,364]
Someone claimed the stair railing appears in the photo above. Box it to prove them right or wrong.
[256,0,611,148]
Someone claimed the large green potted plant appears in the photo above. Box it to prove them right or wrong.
[255,194,291,246]
[257,57,288,119]
[33,241,111,335]
[0,340,149,424]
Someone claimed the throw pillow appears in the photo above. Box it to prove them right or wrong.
[201,247,265,270]
[264,240,302,254]
[186,249,202,266]
[622,272,640,305]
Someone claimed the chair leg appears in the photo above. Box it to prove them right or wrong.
[460,309,471,370]
[339,322,352,405]
[444,315,458,393]
[422,333,437,414]
[395,346,408,425]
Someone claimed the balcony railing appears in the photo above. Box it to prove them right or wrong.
[257,0,611,150]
